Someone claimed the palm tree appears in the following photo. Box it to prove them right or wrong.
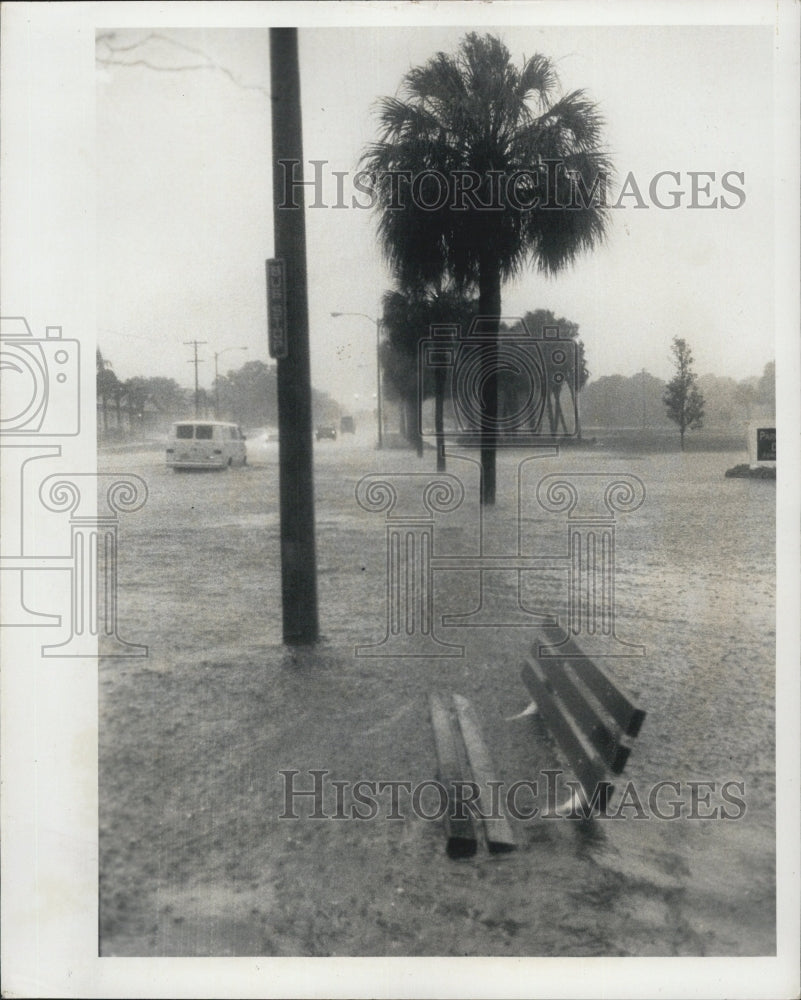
[380,286,478,469]
[380,288,428,457]
[515,310,589,438]
[362,33,611,502]
[96,348,119,437]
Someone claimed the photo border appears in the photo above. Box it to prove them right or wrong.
[1,2,798,997]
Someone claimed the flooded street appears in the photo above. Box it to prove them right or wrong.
[99,433,776,956]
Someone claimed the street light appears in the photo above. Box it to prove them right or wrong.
[214,346,249,418]
[331,311,383,449]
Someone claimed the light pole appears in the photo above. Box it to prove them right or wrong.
[331,311,383,449]
[214,346,248,418]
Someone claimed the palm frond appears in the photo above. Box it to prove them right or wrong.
[516,53,557,106]
[362,32,613,290]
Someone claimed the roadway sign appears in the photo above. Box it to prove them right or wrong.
[266,257,288,359]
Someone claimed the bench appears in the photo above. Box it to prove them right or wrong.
[519,626,646,816]
[429,693,517,857]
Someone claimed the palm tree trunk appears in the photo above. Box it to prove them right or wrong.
[546,388,558,437]
[478,256,502,505]
[554,390,568,435]
[434,366,446,472]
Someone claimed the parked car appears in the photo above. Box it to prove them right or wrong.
[315,424,337,441]
[166,420,247,470]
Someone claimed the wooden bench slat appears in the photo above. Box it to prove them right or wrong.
[521,661,613,811]
[452,694,516,853]
[535,628,646,738]
[429,694,478,858]
[523,655,632,774]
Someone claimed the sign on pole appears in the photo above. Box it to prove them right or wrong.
[266,257,288,359]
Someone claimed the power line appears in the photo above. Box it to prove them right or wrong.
[96,31,270,96]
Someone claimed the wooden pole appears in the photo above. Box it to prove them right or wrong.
[270,28,319,645]
[184,340,207,418]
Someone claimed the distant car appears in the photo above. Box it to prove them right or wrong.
[316,424,337,441]
[166,420,247,470]
[340,416,355,434]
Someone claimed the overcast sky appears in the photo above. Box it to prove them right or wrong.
[96,21,776,406]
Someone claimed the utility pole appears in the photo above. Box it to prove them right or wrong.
[270,27,319,645]
[641,367,647,428]
[185,340,207,417]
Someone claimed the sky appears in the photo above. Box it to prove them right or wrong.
[95,20,777,407]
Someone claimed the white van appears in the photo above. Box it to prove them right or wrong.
[166,420,247,470]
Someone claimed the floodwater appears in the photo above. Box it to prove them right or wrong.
[99,431,776,956]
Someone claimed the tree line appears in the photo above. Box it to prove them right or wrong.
[583,356,774,438]
[97,348,340,437]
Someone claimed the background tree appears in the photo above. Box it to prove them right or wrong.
[380,286,478,468]
[96,348,120,436]
[663,337,705,450]
[363,32,611,502]
[380,289,430,457]
[216,360,279,427]
[215,359,338,429]
[138,376,187,419]
[756,360,775,412]
[122,377,151,432]
[510,309,589,438]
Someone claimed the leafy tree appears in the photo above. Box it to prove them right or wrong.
[216,360,279,427]
[122,377,151,430]
[138,376,187,418]
[663,337,705,450]
[363,33,610,502]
